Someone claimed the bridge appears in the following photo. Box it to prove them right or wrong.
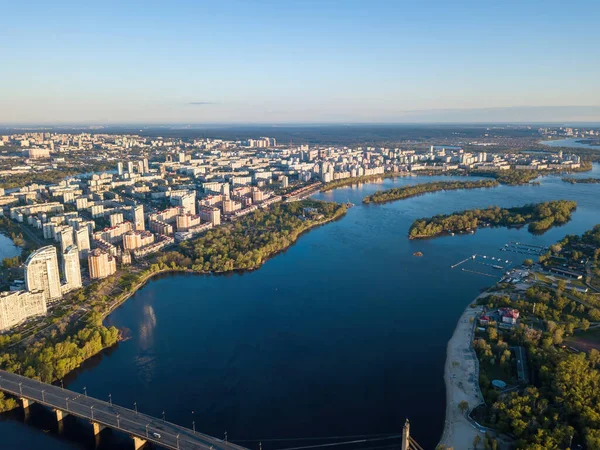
[0,369,249,450]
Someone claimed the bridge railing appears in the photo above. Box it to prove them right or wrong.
[0,371,247,450]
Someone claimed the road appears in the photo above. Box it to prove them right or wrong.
[0,370,247,450]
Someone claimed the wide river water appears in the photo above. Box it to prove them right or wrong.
[1,165,600,450]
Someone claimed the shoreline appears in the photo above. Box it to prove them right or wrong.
[438,294,487,449]
[0,201,347,409]
[102,210,346,319]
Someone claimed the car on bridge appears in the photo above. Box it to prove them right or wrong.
[153,432,161,439]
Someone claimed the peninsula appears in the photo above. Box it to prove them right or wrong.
[0,199,345,412]
[440,225,600,449]
[409,200,577,239]
[362,179,498,204]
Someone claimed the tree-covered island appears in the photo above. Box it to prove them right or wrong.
[562,177,600,184]
[409,200,577,239]
[363,179,499,204]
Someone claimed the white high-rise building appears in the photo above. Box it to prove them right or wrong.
[171,193,196,215]
[58,226,74,253]
[133,205,145,231]
[75,227,91,256]
[117,161,124,176]
[0,290,47,332]
[25,246,62,302]
[62,245,82,292]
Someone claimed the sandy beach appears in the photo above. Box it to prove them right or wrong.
[438,296,486,449]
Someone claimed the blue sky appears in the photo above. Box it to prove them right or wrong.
[2,0,600,124]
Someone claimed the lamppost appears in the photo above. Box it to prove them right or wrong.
[116,413,120,428]
[19,382,22,396]
[83,386,87,397]
[177,433,180,449]
[134,401,138,415]
[42,389,45,402]
[91,405,94,420]
[225,431,228,443]
[65,397,69,411]
[192,410,195,434]
[60,379,64,389]
[109,393,112,406]
[146,424,149,438]
[162,411,165,423]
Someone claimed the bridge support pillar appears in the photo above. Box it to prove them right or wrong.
[132,436,147,450]
[20,397,33,409]
[54,408,68,422]
[91,421,105,436]
[401,418,410,450]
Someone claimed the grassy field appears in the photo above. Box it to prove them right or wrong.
[566,326,600,352]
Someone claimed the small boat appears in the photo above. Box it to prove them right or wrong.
[413,251,423,257]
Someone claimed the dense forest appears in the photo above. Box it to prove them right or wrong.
[473,170,541,186]
[0,312,119,411]
[363,179,498,204]
[409,200,577,239]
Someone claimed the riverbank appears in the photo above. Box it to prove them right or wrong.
[362,179,498,204]
[0,200,348,402]
[103,201,347,317]
[320,171,409,192]
[438,295,486,449]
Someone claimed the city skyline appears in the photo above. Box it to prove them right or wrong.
[3,0,600,124]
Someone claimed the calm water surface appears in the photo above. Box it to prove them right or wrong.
[540,138,600,149]
[0,232,20,261]
[2,166,600,450]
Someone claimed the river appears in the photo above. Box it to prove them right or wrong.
[0,232,20,262]
[1,166,600,450]
[540,138,600,149]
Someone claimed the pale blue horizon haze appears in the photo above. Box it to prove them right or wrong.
[2,0,600,124]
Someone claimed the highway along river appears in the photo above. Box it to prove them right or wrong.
[1,165,600,450]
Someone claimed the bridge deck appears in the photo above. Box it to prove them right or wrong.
[0,369,248,450]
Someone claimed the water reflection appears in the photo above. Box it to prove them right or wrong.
[135,304,157,387]
[139,304,157,350]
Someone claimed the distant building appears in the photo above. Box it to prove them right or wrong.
[75,227,91,257]
[110,213,124,227]
[88,248,117,279]
[171,193,196,215]
[58,226,74,253]
[25,246,62,302]
[132,204,145,231]
[123,230,155,250]
[198,205,221,226]
[27,148,50,159]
